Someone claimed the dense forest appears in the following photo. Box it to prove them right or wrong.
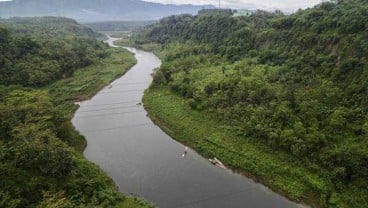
[0,17,147,207]
[139,0,368,206]
[0,17,105,87]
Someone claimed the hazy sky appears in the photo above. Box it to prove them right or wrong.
[0,0,322,12]
[143,0,322,12]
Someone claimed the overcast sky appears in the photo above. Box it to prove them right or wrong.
[0,0,322,12]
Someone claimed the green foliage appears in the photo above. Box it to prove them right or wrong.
[117,196,154,208]
[143,88,331,206]
[0,17,144,207]
[48,47,136,152]
[141,1,368,207]
[0,17,107,87]
[36,192,79,208]
[0,53,137,207]
[85,21,156,32]
[1,17,101,38]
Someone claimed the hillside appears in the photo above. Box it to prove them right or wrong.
[0,17,150,207]
[0,17,105,87]
[138,1,368,207]
[0,0,214,22]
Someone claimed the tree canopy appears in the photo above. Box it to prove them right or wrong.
[0,17,106,87]
[140,0,368,206]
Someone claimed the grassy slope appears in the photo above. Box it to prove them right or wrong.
[143,87,365,208]
[46,47,136,151]
[47,46,151,208]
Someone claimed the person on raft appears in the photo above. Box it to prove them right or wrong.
[181,146,188,158]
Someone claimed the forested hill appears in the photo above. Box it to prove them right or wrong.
[0,17,146,207]
[0,17,105,87]
[140,0,368,206]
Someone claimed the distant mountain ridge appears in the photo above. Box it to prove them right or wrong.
[0,0,215,22]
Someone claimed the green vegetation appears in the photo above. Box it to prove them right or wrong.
[0,17,105,87]
[85,21,156,33]
[233,9,253,17]
[0,17,150,207]
[112,35,163,58]
[117,197,153,208]
[144,87,330,206]
[47,47,136,151]
[141,0,368,207]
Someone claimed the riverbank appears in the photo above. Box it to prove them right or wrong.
[74,39,304,208]
[143,87,330,207]
[47,46,152,207]
[47,47,136,151]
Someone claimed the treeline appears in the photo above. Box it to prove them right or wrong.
[140,0,368,206]
[0,17,107,87]
[0,17,141,207]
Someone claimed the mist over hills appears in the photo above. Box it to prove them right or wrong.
[0,0,215,22]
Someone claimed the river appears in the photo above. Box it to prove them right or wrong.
[72,36,302,208]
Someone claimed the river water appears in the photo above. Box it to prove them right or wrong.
[72,37,302,208]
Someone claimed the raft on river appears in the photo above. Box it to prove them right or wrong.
[209,157,226,169]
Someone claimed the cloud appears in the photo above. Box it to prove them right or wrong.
[142,0,322,12]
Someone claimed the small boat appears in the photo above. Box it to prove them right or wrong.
[208,157,226,169]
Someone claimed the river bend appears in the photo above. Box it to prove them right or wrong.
[72,36,301,208]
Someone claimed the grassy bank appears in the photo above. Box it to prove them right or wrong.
[117,197,154,208]
[46,47,136,151]
[143,87,362,207]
